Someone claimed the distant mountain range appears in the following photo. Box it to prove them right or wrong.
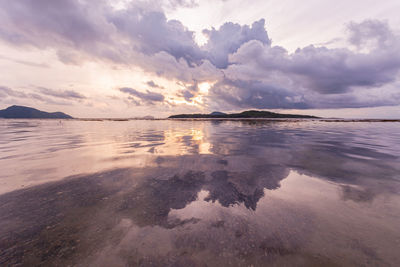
[169,110,319,119]
[0,105,73,119]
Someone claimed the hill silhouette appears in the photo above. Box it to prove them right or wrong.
[0,105,73,119]
[169,110,318,119]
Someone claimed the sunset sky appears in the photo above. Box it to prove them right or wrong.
[1,0,400,118]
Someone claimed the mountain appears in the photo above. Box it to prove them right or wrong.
[210,111,227,116]
[169,110,319,119]
[0,105,73,119]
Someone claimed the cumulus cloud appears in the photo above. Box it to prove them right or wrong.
[119,87,165,105]
[0,0,399,111]
[108,8,204,65]
[0,0,220,84]
[228,23,400,95]
[203,19,271,68]
[218,20,400,109]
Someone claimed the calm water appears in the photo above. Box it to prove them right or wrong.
[0,119,400,266]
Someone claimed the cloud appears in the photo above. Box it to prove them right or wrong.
[220,20,400,109]
[119,87,165,105]
[108,8,204,66]
[0,0,217,82]
[209,79,309,110]
[0,0,108,48]
[290,46,399,94]
[165,0,198,9]
[0,86,72,105]
[228,23,400,95]
[0,54,49,68]
[146,80,164,89]
[203,19,271,68]
[0,86,28,99]
[38,87,86,100]
[347,19,394,50]
[1,0,400,111]
[179,81,199,102]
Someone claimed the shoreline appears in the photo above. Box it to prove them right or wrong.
[1,118,400,122]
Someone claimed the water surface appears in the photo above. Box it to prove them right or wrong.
[0,119,399,266]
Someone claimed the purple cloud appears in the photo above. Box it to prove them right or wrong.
[0,86,73,105]
[146,81,164,89]
[119,87,165,105]
[0,1,399,110]
[38,87,86,100]
[221,20,400,108]
[203,19,271,68]
[210,79,309,109]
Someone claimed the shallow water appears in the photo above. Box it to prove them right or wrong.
[0,119,399,266]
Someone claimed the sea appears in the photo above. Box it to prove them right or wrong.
[0,119,399,266]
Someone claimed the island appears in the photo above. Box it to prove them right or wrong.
[0,105,73,119]
[169,110,318,119]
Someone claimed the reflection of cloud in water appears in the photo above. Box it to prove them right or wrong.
[120,171,205,227]
[119,161,290,228]
[341,185,375,203]
[204,165,289,210]
[0,168,315,266]
[3,166,397,266]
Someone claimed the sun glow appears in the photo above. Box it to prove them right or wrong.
[190,81,214,105]
[168,81,214,107]
[198,82,211,94]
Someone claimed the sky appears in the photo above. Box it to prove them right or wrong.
[0,0,400,118]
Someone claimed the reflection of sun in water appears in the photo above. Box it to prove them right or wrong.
[191,129,204,141]
[191,129,212,154]
[161,128,211,155]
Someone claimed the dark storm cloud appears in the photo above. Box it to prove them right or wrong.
[1,0,400,110]
[119,87,165,104]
